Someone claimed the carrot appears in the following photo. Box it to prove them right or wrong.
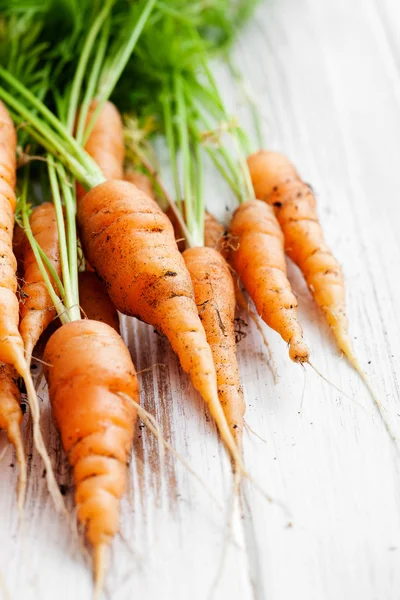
[78,271,120,332]
[246,150,352,360]
[124,170,155,198]
[229,199,309,363]
[13,224,25,273]
[82,100,125,181]
[0,101,62,510]
[43,319,138,593]
[76,100,125,201]
[204,211,226,252]
[77,180,243,470]
[166,206,226,254]
[183,246,245,446]
[0,363,26,510]
[19,202,61,362]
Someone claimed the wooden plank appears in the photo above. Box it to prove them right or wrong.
[1,1,400,599]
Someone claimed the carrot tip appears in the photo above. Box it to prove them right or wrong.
[7,421,27,514]
[93,543,108,600]
[289,341,310,364]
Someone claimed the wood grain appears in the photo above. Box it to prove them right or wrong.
[1,1,400,598]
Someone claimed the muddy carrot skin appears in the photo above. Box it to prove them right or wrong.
[19,202,61,360]
[183,246,245,446]
[78,271,120,333]
[229,199,309,363]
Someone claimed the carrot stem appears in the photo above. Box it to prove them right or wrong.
[162,90,183,213]
[85,0,158,144]
[174,72,201,246]
[66,0,114,134]
[76,23,110,145]
[58,164,79,303]
[47,160,80,321]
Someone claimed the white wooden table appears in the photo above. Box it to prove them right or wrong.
[2,1,400,598]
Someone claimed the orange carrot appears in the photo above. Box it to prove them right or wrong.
[0,101,62,510]
[247,150,350,358]
[77,180,243,470]
[229,199,309,363]
[76,100,125,200]
[183,246,245,445]
[166,206,226,254]
[83,100,125,180]
[0,363,26,509]
[124,170,155,198]
[19,202,61,361]
[78,271,120,332]
[43,319,138,592]
[204,211,226,252]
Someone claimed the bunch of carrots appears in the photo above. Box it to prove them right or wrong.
[0,1,387,596]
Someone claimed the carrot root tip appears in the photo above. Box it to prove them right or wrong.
[93,543,108,600]
[7,421,27,514]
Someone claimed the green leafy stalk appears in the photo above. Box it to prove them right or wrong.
[75,20,110,145]
[193,136,204,243]
[174,72,200,245]
[47,157,80,321]
[84,0,158,144]
[162,90,182,212]
[58,164,79,302]
[66,0,114,134]
[0,74,105,188]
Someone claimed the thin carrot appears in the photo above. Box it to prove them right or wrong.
[246,150,354,360]
[43,319,138,594]
[0,363,26,511]
[0,101,63,511]
[183,246,245,446]
[19,202,61,363]
[229,199,309,363]
[77,180,243,470]
[78,270,120,332]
